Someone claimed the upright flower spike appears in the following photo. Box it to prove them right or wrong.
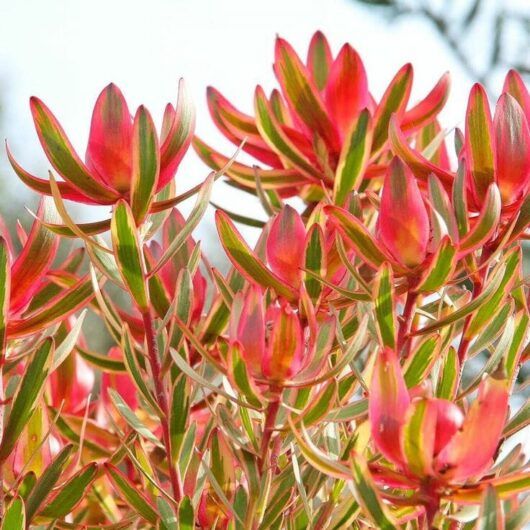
[230,288,327,386]
[8,81,195,212]
[378,157,430,268]
[196,32,450,201]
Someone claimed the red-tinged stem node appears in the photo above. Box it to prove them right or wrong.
[259,388,282,474]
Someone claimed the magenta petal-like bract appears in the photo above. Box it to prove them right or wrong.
[86,83,133,192]
[378,157,430,268]
[369,347,410,467]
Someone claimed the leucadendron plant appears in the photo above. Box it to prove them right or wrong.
[0,31,528,530]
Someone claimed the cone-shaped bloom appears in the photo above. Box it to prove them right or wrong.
[378,157,430,268]
[465,79,530,211]
[235,286,305,383]
[9,82,195,208]
[196,32,450,199]
[369,347,509,485]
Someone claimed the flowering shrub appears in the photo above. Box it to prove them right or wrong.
[0,31,529,529]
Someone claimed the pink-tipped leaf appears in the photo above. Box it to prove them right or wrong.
[401,72,451,133]
[266,205,306,288]
[325,44,369,139]
[378,157,430,268]
[503,69,530,123]
[85,83,133,192]
[274,37,340,153]
[372,63,413,154]
[369,347,410,466]
[465,83,496,203]
[236,286,266,369]
[494,93,530,206]
[30,97,119,202]
[435,372,509,483]
[159,79,195,189]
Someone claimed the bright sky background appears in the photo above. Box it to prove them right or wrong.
[0,0,522,247]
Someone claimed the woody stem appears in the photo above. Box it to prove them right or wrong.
[259,391,281,474]
[142,310,183,502]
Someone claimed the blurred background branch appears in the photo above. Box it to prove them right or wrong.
[352,0,530,90]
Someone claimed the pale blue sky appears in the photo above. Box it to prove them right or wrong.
[0,0,513,237]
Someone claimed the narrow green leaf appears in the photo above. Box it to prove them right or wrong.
[111,200,148,311]
[302,381,337,425]
[170,375,190,461]
[131,106,160,223]
[7,274,94,339]
[373,263,396,348]
[404,335,440,387]
[76,345,126,372]
[216,210,297,301]
[327,206,402,272]
[178,496,195,530]
[372,64,412,154]
[121,326,162,416]
[25,444,74,522]
[39,463,98,518]
[51,309,87,371]
[157,496,178,530]
[108,388,161,446]
[416,237,456,292]
[254,87,322,181]
[105,463,158,525]
[350,455,397,530]
[436,347,459,400]
[334,110,372,205]
[414,260,505,335]
[0,338,54,462]
[150,173,214,275]
[303,224,326,302]
[228,342,263,408]
[464,248,520,339]
[459,184,501,253]
[1,497,25,530]
[477,485,504,530]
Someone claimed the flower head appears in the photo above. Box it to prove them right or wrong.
[369,347,509,485]
[196,32,450,202]
[9,82,195,215]
[464,78,530,211]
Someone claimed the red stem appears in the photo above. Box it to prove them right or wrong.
[398,289,419,358]
[456,244,494,365]
[142,310,183,502]
[259,394,281,474]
